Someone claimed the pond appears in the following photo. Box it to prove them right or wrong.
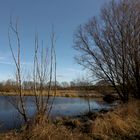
[0,96,115,132]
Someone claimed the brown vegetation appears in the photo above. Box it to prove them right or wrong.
[0,100,139,140]
[91,100,140,139]
[0,89,103,98]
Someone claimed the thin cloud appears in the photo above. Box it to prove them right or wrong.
[56,67,86,82]
[0,61,14,65]
[0,56,6,61]
[66,68,82,73]
[0,61,32,66]
[57,74,64,78]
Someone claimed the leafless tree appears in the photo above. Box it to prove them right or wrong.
[33,33,46,115]
[33,31,57,118]
[8,19,28,122]
[74,0,140,102]
[72,76,92,113]
[8,18,57,123]
[61,81,69,88]
[47,31,57,119]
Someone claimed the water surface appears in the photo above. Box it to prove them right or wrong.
[0,96,114,132]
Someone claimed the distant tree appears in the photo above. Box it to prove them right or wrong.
[46,81,60,88]
[4,79,16,86]
[73,76,92,113]
[3,79,17,92]
[22,81,36,90]
[74,0,140,102]
[61,81,69,88]
[70,81,76,87]
[74,77,92,87]
[95,80,111,86]
[70,76,92,88]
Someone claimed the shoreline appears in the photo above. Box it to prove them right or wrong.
[0,90,104,98]
[0,100,139,139]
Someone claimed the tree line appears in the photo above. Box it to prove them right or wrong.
[0,78,95,91]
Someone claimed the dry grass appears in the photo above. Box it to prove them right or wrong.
[0,100,140,140]
[0,89,103,98]
[91,100,140,139]
[0,120,91,140]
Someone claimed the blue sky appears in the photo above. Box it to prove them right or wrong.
[0,0,110,82]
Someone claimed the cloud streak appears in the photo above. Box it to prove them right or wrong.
[56,67,85,82]
[0,60,33,66]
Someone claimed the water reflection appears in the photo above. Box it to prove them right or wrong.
[0,96,113,132]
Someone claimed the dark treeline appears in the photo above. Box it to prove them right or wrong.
[0,79,113,92]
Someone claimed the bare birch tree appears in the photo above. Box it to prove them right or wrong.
[8,19,28,122]
[8,18,57,122]
[33,31,57,118]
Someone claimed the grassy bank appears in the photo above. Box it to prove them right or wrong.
[0,99,140,140]
[0,89,103,98]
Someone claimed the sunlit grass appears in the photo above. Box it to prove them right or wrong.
[91,100,140,139]
[0,89,103,98]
